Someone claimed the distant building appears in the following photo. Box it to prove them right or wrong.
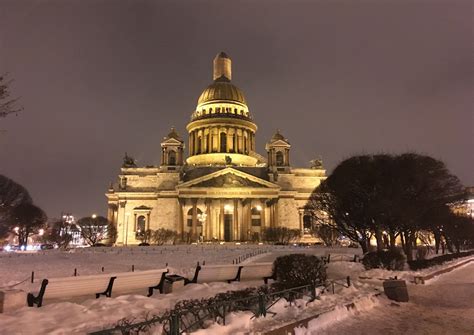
[452,187,474,219]
[106,52,325,245]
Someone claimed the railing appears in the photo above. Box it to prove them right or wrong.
[89,284,321,335]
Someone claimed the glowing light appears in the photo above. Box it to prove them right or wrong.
[39,229,44,236]
[256,205,262,211]
[92,214,97,219]
[14,227,19,232]
[224,204,233,211]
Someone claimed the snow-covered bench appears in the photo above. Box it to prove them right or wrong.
[185,264,241,284]
[185,263,275,284]
[238,262,275,284]
[27,268,168,307]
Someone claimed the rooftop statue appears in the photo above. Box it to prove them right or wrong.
[122,152,137,168]
[310,157,323,169]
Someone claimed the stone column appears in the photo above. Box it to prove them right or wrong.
[194,131,199,155]
[274,200,279,227]
[248,200,254,240]
[203,130,208,153]
[205,200,211,240]
[233,199,239,241]
[239,199,244,240]
[219,200,225,241]
[177,199,184,240]
[269,202,274,228]
[260,199,266,230]
[192,199,197,240]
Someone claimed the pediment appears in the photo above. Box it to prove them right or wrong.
[178,167,279,189]
[269,139,291,147]
[161,137,183,146]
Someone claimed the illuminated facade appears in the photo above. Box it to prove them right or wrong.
[106,52,325,245]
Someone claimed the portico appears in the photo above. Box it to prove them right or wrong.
[177,167,280,241]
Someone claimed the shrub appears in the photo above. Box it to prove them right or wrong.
[262,227,301,244]
[273,254,327,288]
[362,249,406,271]
[416,246,429,260]
[408,250,474,270]
[152,229,177,245]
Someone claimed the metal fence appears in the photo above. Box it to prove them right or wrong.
[89,284,320,335]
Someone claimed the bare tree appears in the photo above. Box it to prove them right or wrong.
[76,215,112,246]
[311,224,339,246]
[0,74,23,119]
[306,153,466,259]
[41,219,74,249]
[0,175,33,240]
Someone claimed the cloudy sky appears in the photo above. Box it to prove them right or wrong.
[0,0,472,219]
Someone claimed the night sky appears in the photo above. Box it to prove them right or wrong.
[0,0,472,219]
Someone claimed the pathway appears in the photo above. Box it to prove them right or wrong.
[312,263,474,335]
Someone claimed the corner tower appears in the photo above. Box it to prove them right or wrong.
[186,52,258,166]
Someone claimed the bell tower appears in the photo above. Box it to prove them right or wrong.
[160,127,184,170]
[266,130,291,173]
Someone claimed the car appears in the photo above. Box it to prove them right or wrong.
[138,242,150,246]
[40,244,55,250]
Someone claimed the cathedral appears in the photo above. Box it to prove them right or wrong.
[106,52,326,245]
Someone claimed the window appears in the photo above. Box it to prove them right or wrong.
[276,151,284,166]
[136,215,146,232]
[251,207,262,226]
[187,208,203,227]
[303,215,312,234]
[120,177,127,189]
[168,151,176,166]
[220,132,227,152]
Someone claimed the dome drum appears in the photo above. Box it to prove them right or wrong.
[186,153,258,166]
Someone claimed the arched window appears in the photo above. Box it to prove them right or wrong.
[220,132,227,152]
[251,206,262,226]
[168,151,176,166]
[276,151,284,166]
[136,215,146,233]
[187,208,203,227]
[244,135,248,154]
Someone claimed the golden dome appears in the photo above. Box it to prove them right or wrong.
[197,77,247,105]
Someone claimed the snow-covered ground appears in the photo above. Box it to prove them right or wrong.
[300,261,474,335]
[0,244,360,292]
[0,245,472,334]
